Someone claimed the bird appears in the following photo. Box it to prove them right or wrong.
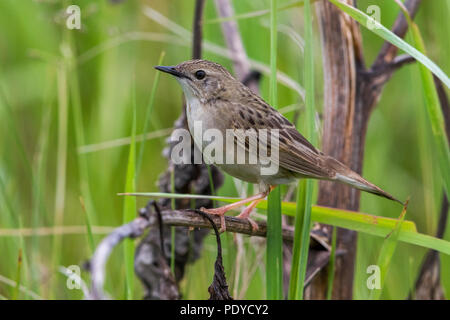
[155,59,403,232]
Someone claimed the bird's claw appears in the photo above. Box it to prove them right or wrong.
[200,207,227,233]
[236,214,259,233]
[247,218,259,233]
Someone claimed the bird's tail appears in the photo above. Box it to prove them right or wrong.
[327,157,404,205]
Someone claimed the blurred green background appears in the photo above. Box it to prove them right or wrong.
[0,0,448,299]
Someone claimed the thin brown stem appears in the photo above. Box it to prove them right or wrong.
[372,0,422,68]
[192,0,206,59]
[214,0,260,93]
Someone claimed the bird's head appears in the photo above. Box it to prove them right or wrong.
[154,59,238,103]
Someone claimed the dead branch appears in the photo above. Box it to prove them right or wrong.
[310,0,423,299]
[192,0,206,59]
[366,54,415,77]
[214,1,250,79]
[164,209,295,241]
[88,202,334,299]
[89,211,152,300]
[372,0,422,69]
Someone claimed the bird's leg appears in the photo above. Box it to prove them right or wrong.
[235,199,262,232]
[200,186,274,232]
[236,186,276,231]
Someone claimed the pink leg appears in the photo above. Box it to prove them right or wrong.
[201,186,274,232]
[236,199,263,232]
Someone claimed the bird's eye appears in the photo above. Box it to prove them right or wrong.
[195,70,206,80]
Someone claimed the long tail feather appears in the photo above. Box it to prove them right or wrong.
[326,157,404,205]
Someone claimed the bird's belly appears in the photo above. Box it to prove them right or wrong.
[216,163,261,184]
[185,99,296,186]
[217,162,297,186]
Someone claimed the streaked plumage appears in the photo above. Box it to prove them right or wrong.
[155,60,402,231]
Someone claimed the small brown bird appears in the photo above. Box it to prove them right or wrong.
[155,59,402,231]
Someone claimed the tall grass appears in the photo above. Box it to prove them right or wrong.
[398,4,450,200]
[0,86,34,296]
[12,249,22,300]
[123,82,137,300]
[326,227,337,299]
[369,204,407,300]
[50,62,69,297]
[289,0,315,300]
[30,71,53,294]
[136,51,165,176]
[266,0,284,300]
[67,33,96,253]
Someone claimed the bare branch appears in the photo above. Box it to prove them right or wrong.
[214,0,259,93]
[372,0,422,68]
[388,54,416,71]
[192,0,206,59]
[365,54,415,77]
[214,0,251,80]
[89,201,332,299]
[89,213,151,300]
[165,209,295,241]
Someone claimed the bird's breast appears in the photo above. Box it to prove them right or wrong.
[186,98,217,147]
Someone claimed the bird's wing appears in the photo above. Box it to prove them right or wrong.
[228,101,335,179]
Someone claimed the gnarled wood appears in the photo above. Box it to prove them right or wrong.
[309,0,421,299]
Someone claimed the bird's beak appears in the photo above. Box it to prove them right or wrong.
[154,65,190,80]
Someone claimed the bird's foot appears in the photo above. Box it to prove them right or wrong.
[236,207,259,233]
[200,207,227,233]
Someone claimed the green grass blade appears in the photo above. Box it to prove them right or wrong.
[136,51,165,176]
[205,0,314,24]
[0,109,31,297]
[30,74,53,295]
[12,249,22,300]
[328,0,450,88]
[288,180,304,299]
[369,204,407,300]
[123,84,137,300]
[281,201,450,255]
[118,192,241,200]
[50,63,69,298]
[120,192,450,255]
[78,128,172,154]
[65,29,96,253]
[289,0,315,300]
[326,226,337,299]
[394,2,450,199]
[267,187,283,299]
[289,179,311,299]
[266,0,283,300]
